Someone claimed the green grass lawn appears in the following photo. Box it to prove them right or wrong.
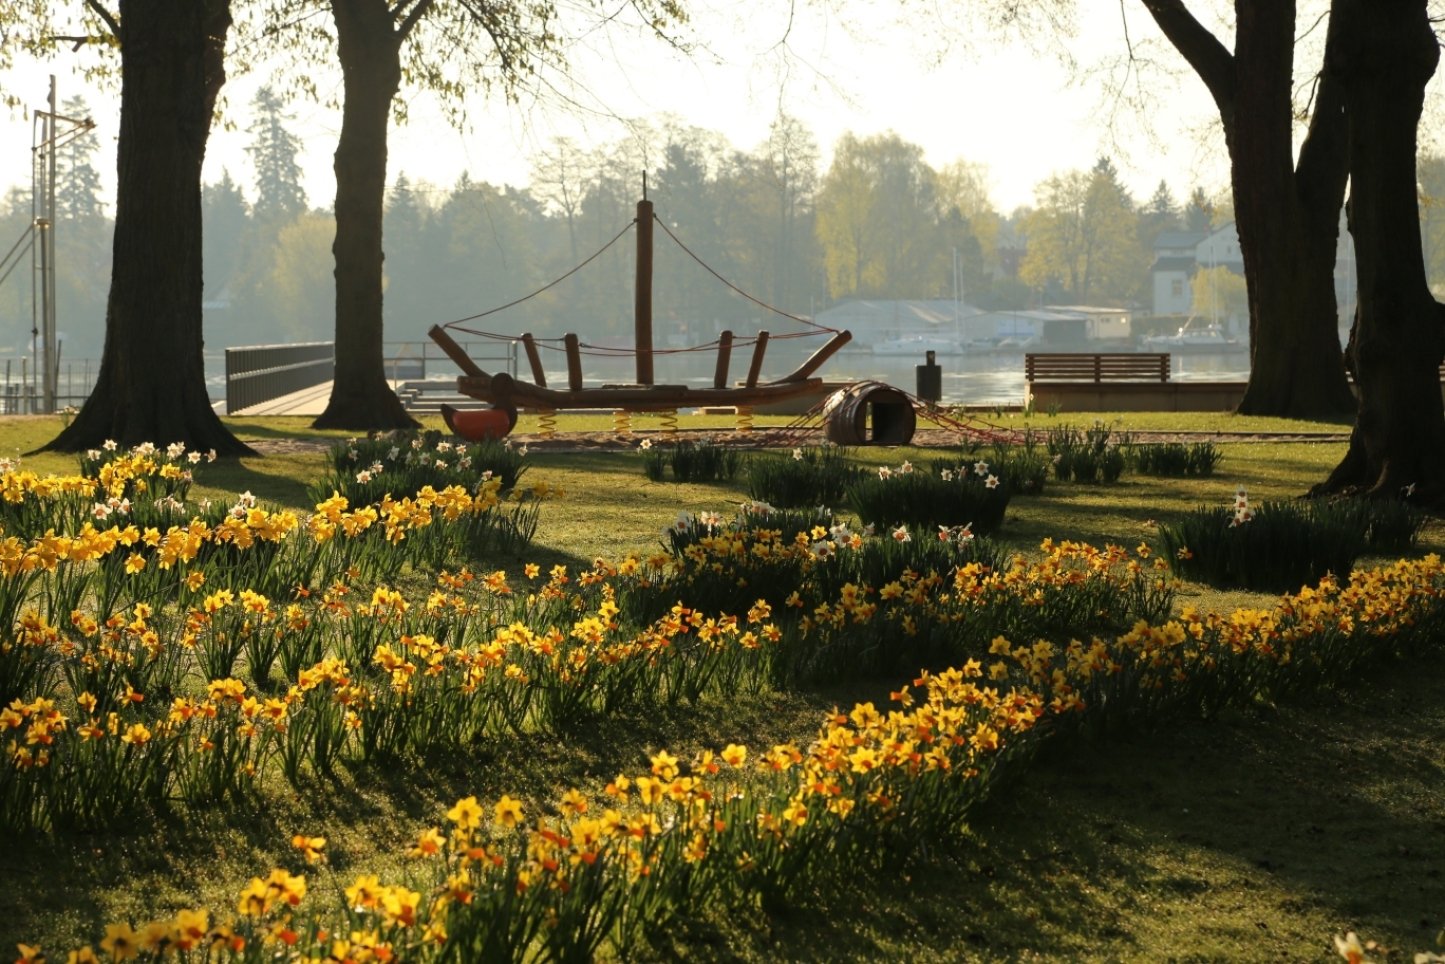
[1,412,1441,962]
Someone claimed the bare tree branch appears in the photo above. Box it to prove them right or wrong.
[395,0,438,40]
[83,0,121,42]
[1139,0,1236,126]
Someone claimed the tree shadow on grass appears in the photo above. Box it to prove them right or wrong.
[192,460,318,512]
[0,680,865,954]
[646,653,1445,963]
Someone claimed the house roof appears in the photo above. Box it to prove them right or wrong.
[1152,256,1197,273]
[1003,309,1093,322]
[1202,221,1239,243]
[1045,305,1131,317]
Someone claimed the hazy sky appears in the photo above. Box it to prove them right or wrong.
[0,3,1295,216]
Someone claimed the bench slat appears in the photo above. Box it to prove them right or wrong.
[1026,352,1171,383]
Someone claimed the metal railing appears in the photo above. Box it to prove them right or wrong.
[224,342,335,415]
[0,357,97,414]
[0,338,521,416]
[381,338,518,383]
[384,339,518,413]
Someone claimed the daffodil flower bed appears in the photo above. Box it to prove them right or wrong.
[0,452,1172,834]
[8,445,1445,960]
[312,432,529,505]
[0,451,558,661]
[17,550,1445,962]
[627,505,1173,683]
[0,530,1173,831]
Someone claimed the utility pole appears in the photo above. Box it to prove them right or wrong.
[31,76,95,414]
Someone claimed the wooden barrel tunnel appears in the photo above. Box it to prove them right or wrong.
[822,381,916,446]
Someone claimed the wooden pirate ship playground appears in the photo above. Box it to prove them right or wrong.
[428,190,1013,448]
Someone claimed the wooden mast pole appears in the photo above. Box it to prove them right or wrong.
[635,175,654,386]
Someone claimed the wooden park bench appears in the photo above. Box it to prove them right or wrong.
[1025,352,1171,384]
[1023,351,1246,412]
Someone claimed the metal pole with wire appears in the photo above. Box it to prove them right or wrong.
[29,75,95,414]
[44,77,58,413]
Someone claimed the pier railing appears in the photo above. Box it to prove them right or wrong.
[224,342,335,415]
[224,339,518,415]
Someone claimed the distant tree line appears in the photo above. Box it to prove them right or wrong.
[6,92,1445,363]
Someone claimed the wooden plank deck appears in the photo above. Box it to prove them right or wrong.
[223,381,336,417]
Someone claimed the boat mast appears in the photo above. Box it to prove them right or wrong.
[953,246,961,340]
[635,175,654,386]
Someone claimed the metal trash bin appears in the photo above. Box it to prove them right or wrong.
[915,350,942,404]
[822,381,916,446]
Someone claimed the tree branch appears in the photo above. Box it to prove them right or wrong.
[1138,0,1236,127]
[1294,60,1348,226]
[393,0,438,40]
[454,0,516,73]
[83,0,122,42]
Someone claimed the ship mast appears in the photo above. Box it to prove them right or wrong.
[635,175,653,385]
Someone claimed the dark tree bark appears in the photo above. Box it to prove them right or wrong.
[1141,0,1355,418]
[1314,0,1445,498]
[311,0,425,431]
[43,0,255,456]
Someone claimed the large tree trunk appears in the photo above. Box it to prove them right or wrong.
[313,0,419,431]
[43,0,254,456]
[1142,0,1354,418]
[1314,0,1445,497]
[1229,2,1354,417]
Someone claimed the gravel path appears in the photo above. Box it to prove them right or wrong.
[245,425,1352,457]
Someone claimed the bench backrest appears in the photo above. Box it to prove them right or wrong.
[1025,352,1171,383]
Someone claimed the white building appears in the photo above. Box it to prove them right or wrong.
[1151,221,1356,335]
[1195,224,1246,273]
[1046,305,1134,341]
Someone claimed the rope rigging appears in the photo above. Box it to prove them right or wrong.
[437,209,840,360]
[650,216,835,335]
[440,219,636,332]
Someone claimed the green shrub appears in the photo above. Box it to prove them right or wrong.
[993,447,1052,495]
[637,437,743,483]
[309,430,526,505]
[1157,489,1369,593]
[670,439,743,483]
[1045,422,1131,483]
[1131,441,1223,477]
[940,431,1050,496]
[622,504,839,625]
[639,441,668,481]
[847,462,1010,535]
[1328,496,1429,555]
[745,445,863,508]
[808,524,1007,603]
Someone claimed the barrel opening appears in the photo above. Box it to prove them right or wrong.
[822,382,916,446]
